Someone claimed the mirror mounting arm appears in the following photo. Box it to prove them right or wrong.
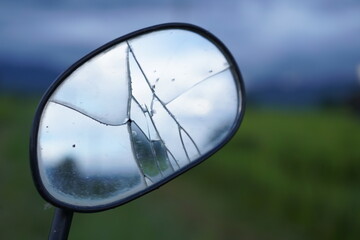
[48,208,73,240]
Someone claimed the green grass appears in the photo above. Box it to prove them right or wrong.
[1,95,360,239]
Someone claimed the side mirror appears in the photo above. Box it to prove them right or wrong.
[30,23,245,239]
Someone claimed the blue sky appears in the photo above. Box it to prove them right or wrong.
[1,0,359,104]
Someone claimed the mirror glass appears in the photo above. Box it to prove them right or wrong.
[36,28,243,208]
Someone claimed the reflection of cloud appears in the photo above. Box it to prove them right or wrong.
[175,98,212,115]
[165,69,239,155]
[129,29,229,103]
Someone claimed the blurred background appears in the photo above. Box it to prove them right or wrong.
[1,0,360,239]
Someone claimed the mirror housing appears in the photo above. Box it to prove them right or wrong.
[30,23,245,212]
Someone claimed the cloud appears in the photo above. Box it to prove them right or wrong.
[0,0,359,90]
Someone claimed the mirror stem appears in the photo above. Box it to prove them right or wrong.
[48,208,74,240]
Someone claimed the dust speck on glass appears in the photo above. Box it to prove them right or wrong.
[37,29,241,207]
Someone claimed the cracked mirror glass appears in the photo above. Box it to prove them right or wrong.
[36,28,243,208]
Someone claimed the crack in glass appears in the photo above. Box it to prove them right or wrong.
[127,42,201,172]
[50,100,128,127]
[164,66,231,105]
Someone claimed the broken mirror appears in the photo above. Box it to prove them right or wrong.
[30,23,245,212]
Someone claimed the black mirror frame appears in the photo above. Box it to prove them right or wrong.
[29,22,246,213]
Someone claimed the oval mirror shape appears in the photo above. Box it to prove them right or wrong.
[30,23,245,212]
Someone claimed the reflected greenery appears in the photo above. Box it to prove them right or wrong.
[152,140,173,176]
[47,156,139,199]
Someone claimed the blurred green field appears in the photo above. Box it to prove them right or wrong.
[1,95,360,240]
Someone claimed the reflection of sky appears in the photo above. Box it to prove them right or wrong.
[128,29,229,103]
[1,0,359,104]
[51,42,130,125]
[39,102,140,176]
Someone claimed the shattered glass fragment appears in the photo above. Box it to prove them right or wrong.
[51,43,130,125]
[128,46,154,111]
[144,111,160,141]
[152,140,174,176]
[130,98,151,139]
[130,122,163,182]
[144,176,153,186]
